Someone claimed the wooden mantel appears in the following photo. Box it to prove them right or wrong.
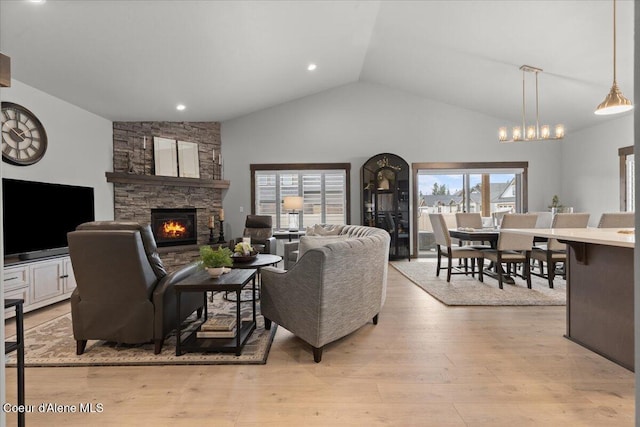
[105,172,230,189]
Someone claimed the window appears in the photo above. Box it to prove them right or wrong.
[412,161,528,257]
[619,146,634,211]
[251,163,350,230]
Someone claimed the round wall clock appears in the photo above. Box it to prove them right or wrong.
[1,102,48,166]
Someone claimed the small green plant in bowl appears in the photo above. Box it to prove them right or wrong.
[199,246,233,277]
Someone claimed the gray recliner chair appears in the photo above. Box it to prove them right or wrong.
[230,215,276,254]
[67,221,205,355]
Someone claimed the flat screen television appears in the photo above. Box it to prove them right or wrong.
[3,178,95,259]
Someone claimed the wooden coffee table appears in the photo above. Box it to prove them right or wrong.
[174,268,257,356]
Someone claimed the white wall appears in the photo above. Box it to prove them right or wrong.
[560,114,634,226]
[0,80,113,423]
[221,81,564,240]
[1,80,114,220]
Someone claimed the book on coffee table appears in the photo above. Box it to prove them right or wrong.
[201,316,237,331]
[196,327,237,339]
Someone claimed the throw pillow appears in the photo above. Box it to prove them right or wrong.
[303,224,344,237]
[296,235,349,261]
[311,224,343,236]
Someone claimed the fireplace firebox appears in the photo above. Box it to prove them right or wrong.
[151,208,197,247]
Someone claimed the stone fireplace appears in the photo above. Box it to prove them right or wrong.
[151,208,197,247]
[109,121,228,270]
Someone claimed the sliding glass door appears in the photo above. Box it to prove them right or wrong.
[413,162,528,257]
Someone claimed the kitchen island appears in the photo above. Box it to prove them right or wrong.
[507,227,634,371]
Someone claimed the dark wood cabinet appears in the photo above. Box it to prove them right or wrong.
[362,153,410,261]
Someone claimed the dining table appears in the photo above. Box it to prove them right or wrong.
[448,227,510,284]
[448,227,499,246]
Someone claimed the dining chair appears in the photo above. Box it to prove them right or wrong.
[531,213,590,288]
[482,213,538,289]
[455,212,491,270]
[429,213,484,283]
[455,212,483,229]
[533,212,553,228]
[441,213,458,229]
[491,210,510,228]
[597,212,634,228]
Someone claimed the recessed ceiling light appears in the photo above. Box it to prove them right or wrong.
[30,0,46,3]
[176,104,186,111]
[307,63,317,71]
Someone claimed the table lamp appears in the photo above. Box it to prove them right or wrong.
[283,196,303,231]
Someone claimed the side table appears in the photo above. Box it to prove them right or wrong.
[273,230,305,242]
[5,298,25,427]
[175,268,257,356]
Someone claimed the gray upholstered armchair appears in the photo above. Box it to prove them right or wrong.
[67,221,205,355]
[260,225,390,362]
[230,215,276,254]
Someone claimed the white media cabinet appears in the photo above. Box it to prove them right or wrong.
[3,255,76,318]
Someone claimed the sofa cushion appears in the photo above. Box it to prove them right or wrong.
[297,235,349,261]
[305,224,344,236]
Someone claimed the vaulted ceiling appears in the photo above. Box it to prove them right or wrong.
[1,0,635,132]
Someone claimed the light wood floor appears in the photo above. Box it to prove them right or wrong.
[4,262,635,426]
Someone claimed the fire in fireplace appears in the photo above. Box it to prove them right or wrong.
[151,208,197,247]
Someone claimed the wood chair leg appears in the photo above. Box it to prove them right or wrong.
[264,317,272,330]
[312,346,323,363]
[154,338,164,355]
[496,255,504,289]
[525,252,532,289]
[196,307,204,318]
[547,262,555,288]
[478,258,484,282]
[76,340,87,355]
[372,314,379,325]
[435,246,441,277]
[447,253,452,282]
[546,252,555,289]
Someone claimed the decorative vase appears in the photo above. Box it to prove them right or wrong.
[206,267,224,278]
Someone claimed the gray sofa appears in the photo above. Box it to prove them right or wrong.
[260,224,390,362]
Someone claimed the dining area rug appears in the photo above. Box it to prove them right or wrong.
[391,260,566,306]
[5,290,277,367]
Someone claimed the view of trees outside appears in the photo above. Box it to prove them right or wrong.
[417,172,518,256]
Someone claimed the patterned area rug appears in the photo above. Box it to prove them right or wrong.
[5,291,276,367]
[391,260,566,306]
